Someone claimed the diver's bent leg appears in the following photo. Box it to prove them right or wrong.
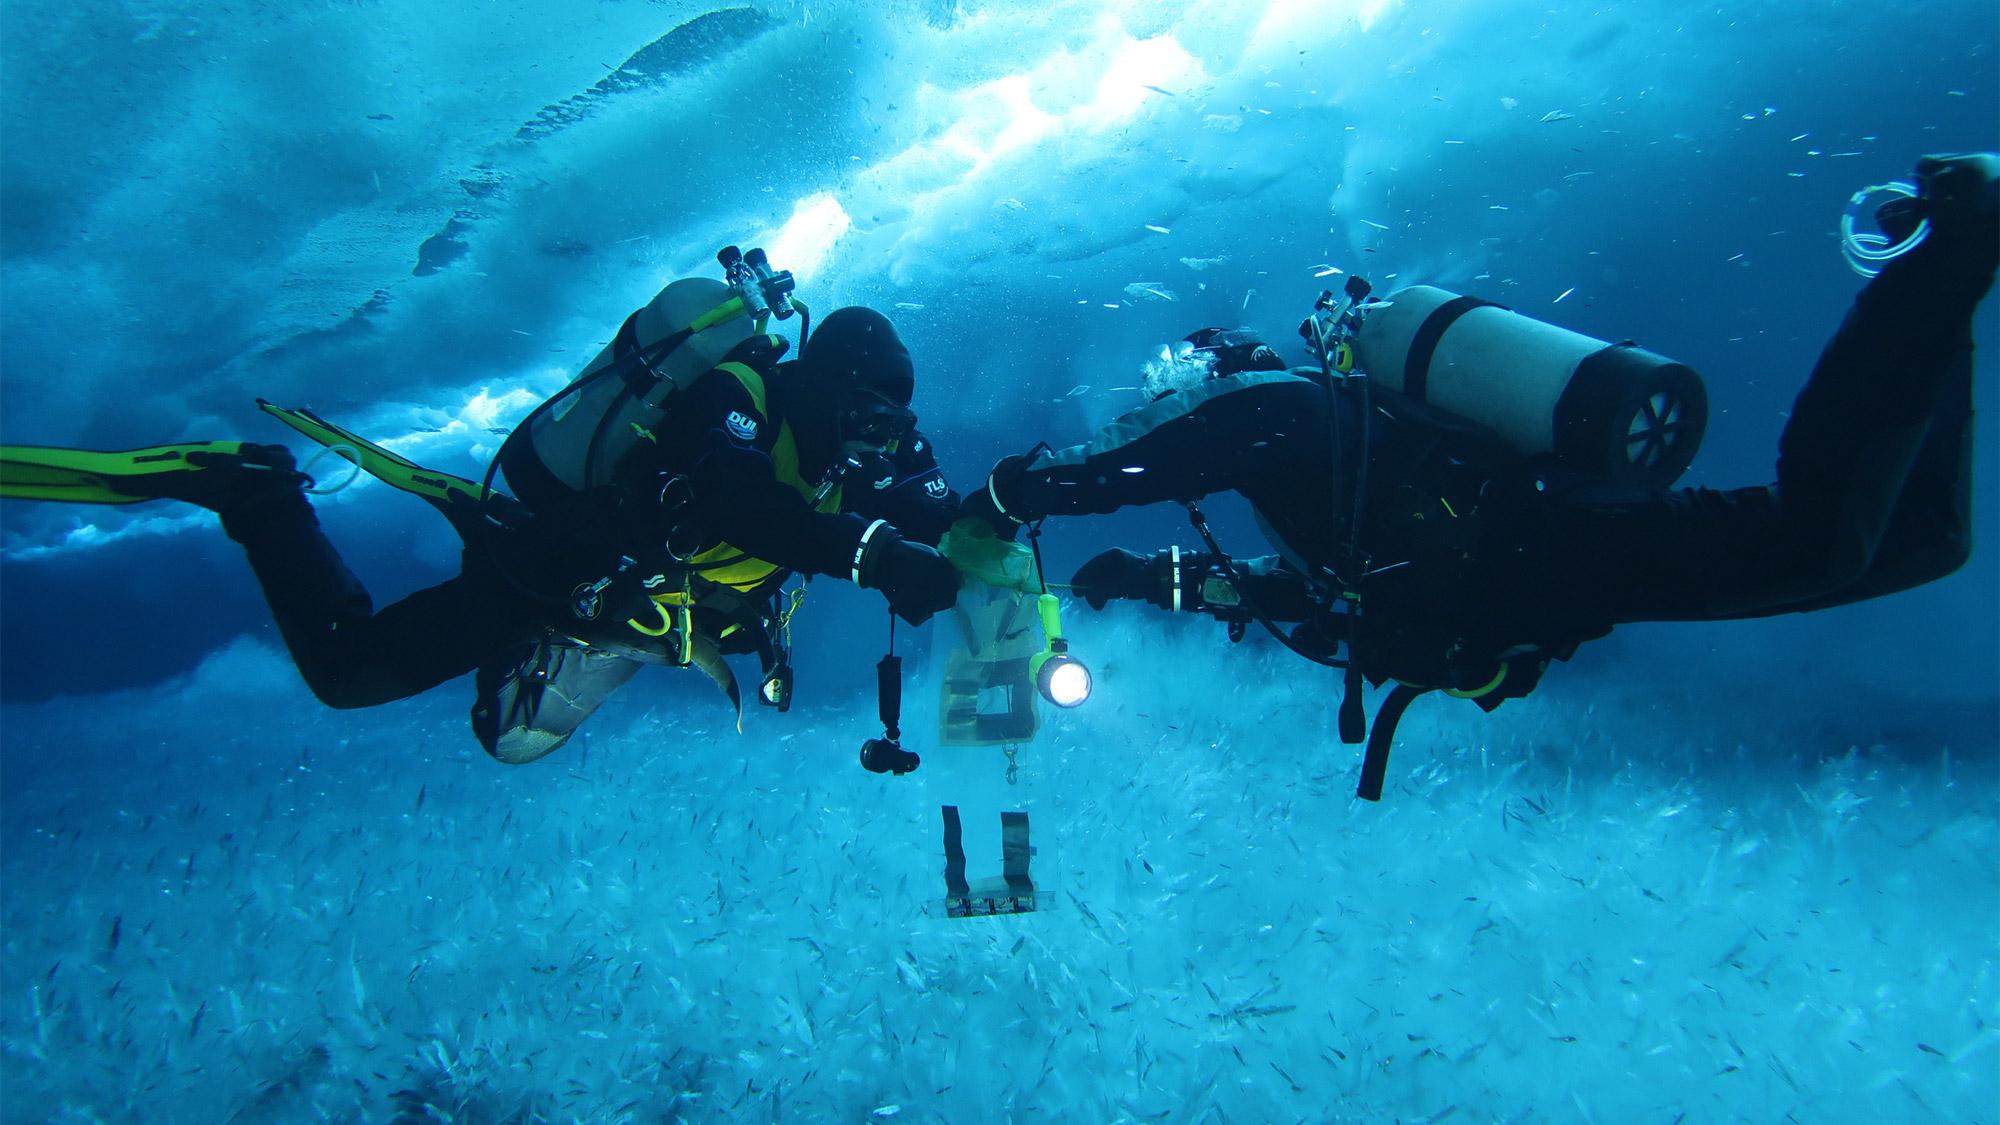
[221,493,521,708]
[1773,166,1994,592]
[1754,348,1975,613]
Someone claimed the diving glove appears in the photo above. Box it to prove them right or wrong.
[1070,547,1215,611]
[961,451,1040,532]
[1071,548,1158,610]
[856,522,962,625]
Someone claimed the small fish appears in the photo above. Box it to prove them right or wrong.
[1554,287,1576,303]
[107,916,121,956]
[872,1107,902,1119]
[1235,1003,1297,1019]
[1312,264,1344,277]
[1141,84,1177,97]
[1540,110,1575,123]
[1360,219,1391,231]
[1144,224,1171,234]
[415,784,426,811]
[894,302,925,311]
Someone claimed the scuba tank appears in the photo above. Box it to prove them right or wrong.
[1350,285,1707,487]
[495,246,800,512]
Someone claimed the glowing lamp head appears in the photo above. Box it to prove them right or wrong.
[1033,646,1092,708]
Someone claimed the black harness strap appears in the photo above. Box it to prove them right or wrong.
[941,805,970,899]
[1000,812,1034,899]
[1339,663,1368,744]
[1403,295,1500,404]
[1357,683,1428,801]
[612,312,696,398]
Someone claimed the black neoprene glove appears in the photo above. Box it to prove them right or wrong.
[856,524,962,625]
[960,452,1038,533]
[1071,548,1172,611]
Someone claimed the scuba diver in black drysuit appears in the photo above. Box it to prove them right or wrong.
[960,153,1997,800]
[1,272,967,764]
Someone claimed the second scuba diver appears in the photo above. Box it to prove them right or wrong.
[958,153,1998,799]
[1,250,967,763]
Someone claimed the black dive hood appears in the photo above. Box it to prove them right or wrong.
[797,307,917,451]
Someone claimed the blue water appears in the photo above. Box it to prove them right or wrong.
[2,2,1996,1120]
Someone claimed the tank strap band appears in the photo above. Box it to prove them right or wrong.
[1404,295,1502,404]
[613,311,696,398]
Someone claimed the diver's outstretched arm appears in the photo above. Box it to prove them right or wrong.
[1070,548,1320,621]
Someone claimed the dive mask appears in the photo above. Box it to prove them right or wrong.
[839,389,917,450]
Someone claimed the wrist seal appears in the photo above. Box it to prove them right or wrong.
[853,519,890,584]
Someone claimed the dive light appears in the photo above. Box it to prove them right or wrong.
[1029,593,1092,708]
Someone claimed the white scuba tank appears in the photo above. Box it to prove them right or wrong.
[505,277,755,502]
[1351,285,1707,487]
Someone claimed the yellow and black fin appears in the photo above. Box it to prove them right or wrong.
[0,441,257,504]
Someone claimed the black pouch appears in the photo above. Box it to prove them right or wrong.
[470,640,643,764]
